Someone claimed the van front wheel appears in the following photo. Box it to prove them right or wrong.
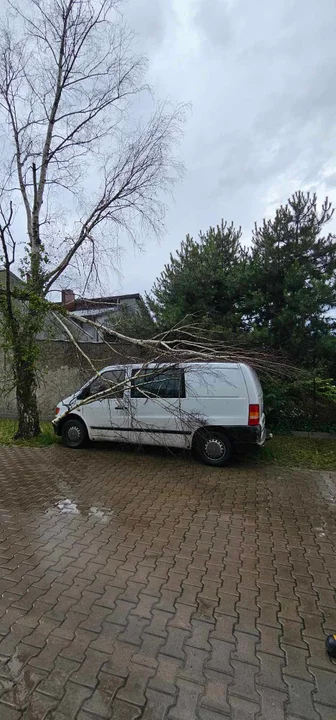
[193,429,233,466]
[62,418,88,449]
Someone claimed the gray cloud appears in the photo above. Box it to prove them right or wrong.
[113,0,336,296]
[194,0,232,47]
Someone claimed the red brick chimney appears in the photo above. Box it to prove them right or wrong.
[61,289,75,308]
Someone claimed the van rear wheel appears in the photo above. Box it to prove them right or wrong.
[62,418,88,449]
[193,429,233,467]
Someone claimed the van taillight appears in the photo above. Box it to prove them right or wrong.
[248,404,260,426]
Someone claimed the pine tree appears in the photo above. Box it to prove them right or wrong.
[248,191,336,367]
[147,221,246,330]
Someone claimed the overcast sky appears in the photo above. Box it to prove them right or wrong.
[112,0,336,297]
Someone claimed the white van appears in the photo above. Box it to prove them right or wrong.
[52,362,267,466]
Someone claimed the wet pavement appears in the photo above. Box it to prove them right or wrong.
[0,444,335,719]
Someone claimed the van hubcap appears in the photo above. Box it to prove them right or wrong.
[68,426,81,444]
[204,438,226,460]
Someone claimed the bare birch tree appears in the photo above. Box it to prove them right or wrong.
[0,0,185,438]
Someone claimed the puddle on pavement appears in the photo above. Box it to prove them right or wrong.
[88,506,114,521]
[48,498,114,523]
[7,648,35,680]
[56,498,80,514]
[1,667,41,708]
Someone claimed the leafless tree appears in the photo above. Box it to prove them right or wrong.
[0,0,185,438]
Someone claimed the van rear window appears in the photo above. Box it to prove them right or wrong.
[185,367,244,398]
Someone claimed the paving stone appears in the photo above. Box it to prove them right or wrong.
[155,590,180,614]
[168,679,203,720]
[284,677,320,720]
[0,608,26,635]
[198,708,231,720]
[110,698,142,719]
[230,661,259,702]
[149,654,182,696]
[161,627,190,660]
[215,592,237,618]
[146,609,173,638]
[117,663,155,706]
[282,643,313,681]
[82,672,124,717]
[206,639,234,675]
[132,633,165,668]
[258,602,281,628]
[21,691,58,719]
[95,585,123,609]
[50,680,92,717]
[194,598,218,623]
[79,605,112,633]
[306,636,336,671]
[0,704,22,719]
[169,603,193,630]
[279,618,307,649]
[314,703,336,720]
[102,641,136,678]
[278,597,300,621]
[228,695,260,720]
[142,688,175,720]
[89,621,121,653]
[0,624,33,656]
[178,645,208,684]
[257,624,283,657]
[71,648,110,688]
[131,594,157,620]
[37,657,80,699]
[201,669,231,714]
[232,632,259,667]
[308,666,336,707]
[320,606,336,633]
[29,634,71,671]
[256,686,287,720]
[60,628,97,663]
[257,652,287,691]
[300,611,325,640]
[210,614,235,644]
[235,608,258,636]
[186,620,211,650]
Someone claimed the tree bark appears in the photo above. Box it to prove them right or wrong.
[14,358,41,439]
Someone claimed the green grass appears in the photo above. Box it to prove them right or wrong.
[0,419,335,470]
[245,434,336,471]
[0,419,57,447]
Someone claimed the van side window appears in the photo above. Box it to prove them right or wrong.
[131,369,185,399]
[89,370,125,398]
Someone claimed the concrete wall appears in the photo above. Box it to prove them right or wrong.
[0,340,144,419]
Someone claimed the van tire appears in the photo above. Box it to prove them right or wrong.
[62,418,88,449]
[193,429,233,466]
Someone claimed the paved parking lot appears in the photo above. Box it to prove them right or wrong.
[0,444,335,719]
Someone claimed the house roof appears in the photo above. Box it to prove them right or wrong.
[70,306,121,318]
[72,293,142,310]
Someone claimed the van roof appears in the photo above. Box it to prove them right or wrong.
[101,362,243,371]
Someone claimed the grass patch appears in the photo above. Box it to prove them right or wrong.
[0,419,335,470]
[0,419,57,447]
[245,434,336,470]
